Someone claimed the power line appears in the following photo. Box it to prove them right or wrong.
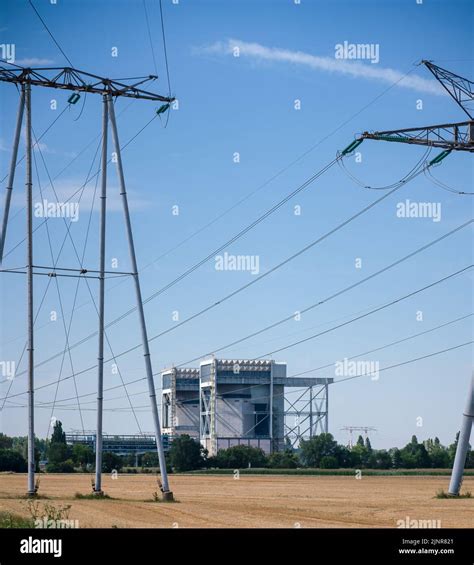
[27,0,73,67]
[3,98,137,229]
[8,136,434,375]
[32,133,145,435]
[11,153,429,379]
[334,341,473,385]
[13,329,472,412]
[32,143,86,435]
[159,0,172,97]
[9,155,341,373]
[288,312,474,378]
[0,100,70,186]
[2,66,422,349]
[1,264,469,404]
[0,135,103,411]
[170,219,471,368]
[4,147,441,393]
[142,0,159,75]
[252,265,473,360]
[2,112,159,261]
[424,166,474,195]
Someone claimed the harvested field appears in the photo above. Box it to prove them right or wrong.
[0,473,472,528]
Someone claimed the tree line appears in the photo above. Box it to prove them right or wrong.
[0,421,472,474]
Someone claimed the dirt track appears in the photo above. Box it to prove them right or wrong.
[0,473,472,528]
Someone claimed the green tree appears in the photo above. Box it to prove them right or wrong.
[334,445,353,468]
[425,437,450,468]
[72,444,94,471]
[168,435,207,471]
[365,437,372,453]
[320,455,339,469]
[214,445,266,469]
[102,452,123,473]
[0,433,12,449]
[448,432,460,465]
[46,420,72,471]
[390,448,402,469]
[372,449,392,469]
[47,442,70,465]
[350,443,371,468]
[51,421,66,444]
[466,450,474,469]
[0,448,27,472]
[46,459,75,473]
[11,436,28,460]
[266,451,299,469]
[141,451,159,468]
[299,433,339,468]
[399,436,431,468]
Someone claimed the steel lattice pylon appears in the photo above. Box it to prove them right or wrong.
[0,64,174,499]
[359,62,474,154]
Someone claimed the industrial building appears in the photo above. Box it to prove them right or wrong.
[162,368,200,439]
[66,432,170,457]
[161,358,333,456]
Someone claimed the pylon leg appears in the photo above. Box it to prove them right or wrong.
[107,97,172,498]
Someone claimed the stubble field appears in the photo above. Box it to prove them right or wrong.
[0,473,472,528]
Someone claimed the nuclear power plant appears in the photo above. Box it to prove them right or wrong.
[161,358,333,455]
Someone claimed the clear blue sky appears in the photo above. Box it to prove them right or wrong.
[0,0,473,449]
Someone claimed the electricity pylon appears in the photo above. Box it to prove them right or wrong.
[341,426,376,448]
[359,61,474,155]
[0,64,175,500]
[355,61,473,495]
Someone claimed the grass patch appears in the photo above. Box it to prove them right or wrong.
[74,492,112,500]
[0,511,34,528]
[436,489,472,499]
[144,491,179,503]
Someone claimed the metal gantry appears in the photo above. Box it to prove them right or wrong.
[0,64,174,499]
[341,426,377,449]
[284,383,330,448]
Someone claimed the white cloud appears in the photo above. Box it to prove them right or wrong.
[34,141,55,155]
[197,39,443,96]
[10,178,151,213]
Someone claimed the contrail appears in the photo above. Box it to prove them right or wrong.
[197,38,443,95]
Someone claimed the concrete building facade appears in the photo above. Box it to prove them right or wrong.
[161,358,332,456]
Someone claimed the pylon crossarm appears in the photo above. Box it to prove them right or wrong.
[0,65,173,102]
[361,120,474,152]
[422,61,474,119]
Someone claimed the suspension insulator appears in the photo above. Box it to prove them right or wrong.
[156,103,170,115]
[341,138,364,155]
[429,150,452,166]
[68,93,81,105]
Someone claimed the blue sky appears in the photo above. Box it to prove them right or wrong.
[0,0,473,448]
